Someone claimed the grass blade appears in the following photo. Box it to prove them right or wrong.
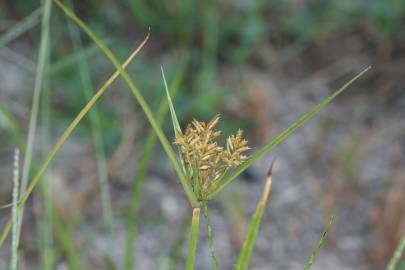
[161,66,188,176]
[161,66,181,136]
[0,8,42,46]
[10,149,20,270]
[304,217,334,270]
[236,160,274,270]
[53,0,199,207]
[0,35,148,248]
[186,208,201,270]
[124,60,187,270]
[208,66,371,199]
[38,51,54,270]
[203,203,220,270]
[386,233,405,270]
[17,0,52,251]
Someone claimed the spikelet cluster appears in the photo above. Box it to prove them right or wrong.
[174,115,249,198]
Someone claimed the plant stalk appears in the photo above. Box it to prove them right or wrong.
[186,208,200,270]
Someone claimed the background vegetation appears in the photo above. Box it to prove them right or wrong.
[0,0,404,269]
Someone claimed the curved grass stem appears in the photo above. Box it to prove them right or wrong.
[53,0,199,208]
[0,34,148,248]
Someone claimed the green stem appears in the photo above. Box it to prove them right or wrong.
[17,0,52,246]
[39,53,54,270]
[10,149,20,270]
[186,208,200,270]
[203,203,220,270]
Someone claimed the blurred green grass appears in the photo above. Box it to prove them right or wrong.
[1,1,404,269]
[3,0,404,146]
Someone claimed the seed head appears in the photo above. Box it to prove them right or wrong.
[173,115,249,199]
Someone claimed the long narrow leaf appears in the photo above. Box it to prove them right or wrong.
[304,217,334,270]
[386,233,405,270]
[208,67,370,199]
[17,0,52,251]
[0,35,149,248]
[0,8,42,46]
[53,0,199,207]
[236,161,274,270]
[161,66,182,136]
[186,208,201,270]
[161,66,188,176]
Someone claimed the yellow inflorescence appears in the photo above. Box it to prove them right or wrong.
[174,115,249,198]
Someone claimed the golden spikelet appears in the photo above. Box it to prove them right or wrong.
[173,115,249,199]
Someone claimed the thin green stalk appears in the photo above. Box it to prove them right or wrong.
[38,52,54,270]
[53,0,199,207]
[10,149,20,270]
[236,161,274,270]
[304,217,334,270]
[208,66,371,200]
[0,37,148,248]
[17,0,52,247]
[186,208,201,270]
[66,0,113,236]
[203,203,220,270]
[124,61,187,270]
[0,8,42,46]
[386,233,405,270]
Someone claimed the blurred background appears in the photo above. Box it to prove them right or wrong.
[1,0,405,269]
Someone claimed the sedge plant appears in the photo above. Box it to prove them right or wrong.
[1,1,373,269]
